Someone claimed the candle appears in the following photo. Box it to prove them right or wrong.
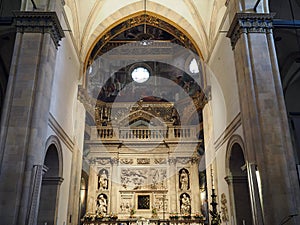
[242,220,246,225]
[211,167,215,189]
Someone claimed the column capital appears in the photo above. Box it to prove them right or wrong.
[227,13,275,49]
[13,11,65,48]
[224,175,248,184]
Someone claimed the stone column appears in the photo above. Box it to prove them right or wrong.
[190,156,200,214]
[87,165,98,214]
[0,8,64,225]
[27,165,48,225]
[168,157,177,214]
[227,12,300,224]
[110,157,119,213]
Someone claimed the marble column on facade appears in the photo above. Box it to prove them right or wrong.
[168,157,177,214]
[227,12,300,225]
[87,164,98,214]
[0,3,64,225]
[110,157,119,214]
[190,156,200,214]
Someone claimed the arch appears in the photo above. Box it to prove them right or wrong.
[37,136,64,225]
[44,135,63,177]
[225,134,245,176]
[81,1,209,76]
[225,136,253,225]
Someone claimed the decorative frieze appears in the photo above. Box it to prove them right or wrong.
[227,13,275,49]
[96,158,111,165]
[120,158,134,164]
[137,158,150,164]
[176,157,191,164]
[154,158,167,164]
[13,11,65,48]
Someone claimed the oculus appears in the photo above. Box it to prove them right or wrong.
[131,67,150,83]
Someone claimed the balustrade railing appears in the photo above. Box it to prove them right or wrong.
[119,128,168,140]
[93,126,198,141]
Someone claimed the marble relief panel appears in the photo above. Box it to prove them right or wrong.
[153,194,168,212]
[120,167,167,190]
[120,194,134,213]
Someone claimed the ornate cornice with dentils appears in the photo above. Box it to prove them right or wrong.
[13,11,65,48]
[227,13,275,49]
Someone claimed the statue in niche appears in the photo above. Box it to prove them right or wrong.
[98,170,108,190]
[179,169,189,190]
[180,193,191,215]
[96,194,107,215]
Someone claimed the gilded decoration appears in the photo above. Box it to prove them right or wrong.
[95,101,177,127]
[89,14,197,62]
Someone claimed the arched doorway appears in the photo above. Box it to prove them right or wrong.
[226,142,253,225]
[38,143,63,225]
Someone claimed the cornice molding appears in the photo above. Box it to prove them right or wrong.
[13,11,65,48]
[42,176,64,185]
[48,113,74,151]
[214,112,241,150]
[227,13,275,49]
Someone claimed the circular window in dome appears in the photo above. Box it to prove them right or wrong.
[131,67,150,83]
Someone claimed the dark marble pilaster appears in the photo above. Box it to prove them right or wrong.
[227,12,300,225]
[0,10,64,225]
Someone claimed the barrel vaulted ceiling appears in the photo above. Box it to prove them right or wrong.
[63,0,229,61]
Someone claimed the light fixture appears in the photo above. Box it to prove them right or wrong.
[189,58,199,74]
[131,67,150,83]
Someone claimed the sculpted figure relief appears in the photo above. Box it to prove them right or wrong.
[180,194,191,215]
[99,170,108,190]
[97,194,107,215]
[179,169,189,190]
